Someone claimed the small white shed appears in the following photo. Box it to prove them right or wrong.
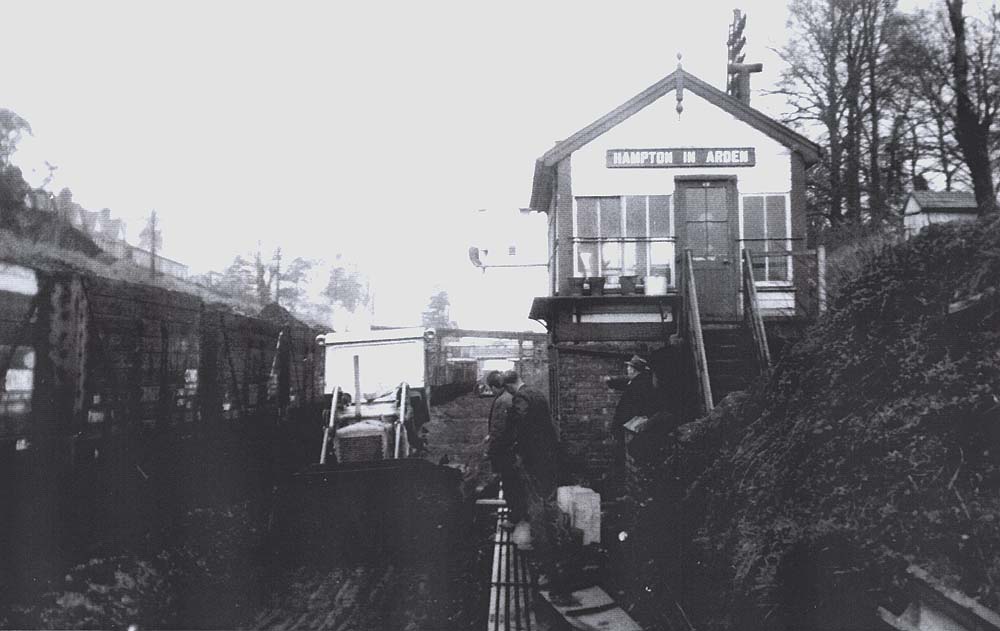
[903,191,979,237]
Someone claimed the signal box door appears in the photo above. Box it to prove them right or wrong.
[675,179,739,320]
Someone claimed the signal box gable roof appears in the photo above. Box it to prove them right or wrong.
[529,68,822,211]
[905,191,979,214]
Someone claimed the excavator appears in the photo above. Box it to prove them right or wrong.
[315,327,434,465]
[269,327,458,559]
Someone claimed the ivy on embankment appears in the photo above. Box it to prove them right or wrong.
[665,216,1000,629]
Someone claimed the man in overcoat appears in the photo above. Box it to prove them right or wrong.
[486,370,559,525]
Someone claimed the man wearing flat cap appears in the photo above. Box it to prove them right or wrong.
[605,354,658,432]
[605,354,659,493]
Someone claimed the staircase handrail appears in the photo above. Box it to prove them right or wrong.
[319,385,341,464]
[741,248,773,376]
[681,250,714,414]
[395,382,409,459]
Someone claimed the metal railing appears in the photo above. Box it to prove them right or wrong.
[739,241,826,319]
[679,250,714,415]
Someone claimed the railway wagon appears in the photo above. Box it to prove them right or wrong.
[0,263,327,469]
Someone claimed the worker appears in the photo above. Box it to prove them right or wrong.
[604,354,660,493]
[487,370,559,528]
[485,370,512,434]
[461,371,516,501]
[493,370,564,593]
[605,354,659,432]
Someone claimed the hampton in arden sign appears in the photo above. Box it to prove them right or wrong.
[606,147,756,168]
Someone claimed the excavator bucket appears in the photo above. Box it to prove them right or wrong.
[268,458,461,564]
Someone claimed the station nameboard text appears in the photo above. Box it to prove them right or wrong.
[606,147,756,168]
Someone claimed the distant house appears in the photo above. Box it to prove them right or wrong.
[903,191,978,237]
[88,209,129,258]
[23,189,55,213]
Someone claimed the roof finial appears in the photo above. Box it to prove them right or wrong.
[675,53,685,117]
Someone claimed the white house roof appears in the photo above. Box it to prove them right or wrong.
[906,191,978,214]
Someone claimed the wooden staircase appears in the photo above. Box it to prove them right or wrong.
[678,249,773,415]
[701,323,753,402]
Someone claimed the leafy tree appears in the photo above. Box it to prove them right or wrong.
[0,109,31,167]
[297,300,334,329]
[276,256,315,314]
[421,289,455,328]
[219,255,257,304]
[139,209,162,277]
[0,109,31,211]
[322,255,366,313]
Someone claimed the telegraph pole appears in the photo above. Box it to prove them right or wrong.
[726,9,762,105]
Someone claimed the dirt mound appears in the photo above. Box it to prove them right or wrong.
[644,217,1000,630]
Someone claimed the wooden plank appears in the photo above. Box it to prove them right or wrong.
[683,250,714,413]
[948,287,997,316]
[539,586,642,631]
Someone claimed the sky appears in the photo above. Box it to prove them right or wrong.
[1,1,851,330]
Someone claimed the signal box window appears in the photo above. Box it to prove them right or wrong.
[742,194,791,283]
[573,195,674,284]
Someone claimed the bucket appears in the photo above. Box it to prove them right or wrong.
[585,277,605,296]
[557,486,602,545]
[619,275,637,295]
[644,275,668,295]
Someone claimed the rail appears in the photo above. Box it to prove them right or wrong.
[741,248,772,376]
[679,249,714,415]
[477,487,536,631]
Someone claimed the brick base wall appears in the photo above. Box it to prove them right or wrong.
[553,341,661,493]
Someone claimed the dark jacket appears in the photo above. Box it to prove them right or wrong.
[487,390,512,434]
[487,385,559,495]
[607,371,659,429]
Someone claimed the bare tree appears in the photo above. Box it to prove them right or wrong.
[945,0,998,214]
[773,0,852,225]
[894,2,1000,207]
[254,244,275,306]
[139,209,162,277]
[776,0,999,231]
